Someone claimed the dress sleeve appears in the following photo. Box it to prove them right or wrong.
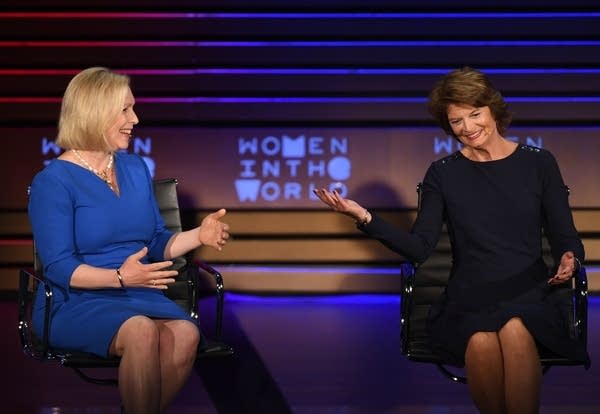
[359,163,445,263]
[28,171,83,289]
[540,150,585,264]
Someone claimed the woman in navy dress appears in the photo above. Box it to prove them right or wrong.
[314,67,589,413]
[28,67,230,414]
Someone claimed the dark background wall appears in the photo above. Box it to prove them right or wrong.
[2,0,600,291]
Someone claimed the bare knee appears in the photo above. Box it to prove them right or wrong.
[467,332,499,354]
[465,331,503,366]
[499,317,539,362]
[112,315,160,356]
[499,317,530,338]
[499,318,536,346]
[159,320,200,363]
[174,321,201,355]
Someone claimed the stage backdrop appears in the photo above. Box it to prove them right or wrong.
[4,126,599,210]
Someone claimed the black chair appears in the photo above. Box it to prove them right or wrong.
[400,183,590,384]
[18,178,233,386]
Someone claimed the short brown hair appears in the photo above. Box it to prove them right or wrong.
[427,67,512,138]
[56,67,131,151]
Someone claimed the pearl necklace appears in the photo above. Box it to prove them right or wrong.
[72,149,114,190]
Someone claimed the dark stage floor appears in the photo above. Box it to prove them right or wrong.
[3,293,600,413]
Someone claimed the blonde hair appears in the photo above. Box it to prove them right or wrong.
[56,67,131,151]
[428,67,512,138]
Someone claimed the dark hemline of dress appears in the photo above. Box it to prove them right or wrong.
[427,257,589,367]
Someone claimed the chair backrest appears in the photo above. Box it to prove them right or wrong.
[154,178,183,233]
[400,227,452,363]
[152,178,198,315]
[400,183,454,362]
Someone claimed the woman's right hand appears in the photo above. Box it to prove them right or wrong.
[118,246,178,289]
[313,188,368,223]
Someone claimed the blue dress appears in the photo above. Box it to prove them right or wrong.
[361,144,590,367]
[29,152,193,357]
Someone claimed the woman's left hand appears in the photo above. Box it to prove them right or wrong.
[548,251,578,285]
[198,208,230,251]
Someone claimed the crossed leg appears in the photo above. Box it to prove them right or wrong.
[465,317,542,414]
[109,315,200,414]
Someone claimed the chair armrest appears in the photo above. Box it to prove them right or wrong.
[18,268,54,360]
[572,266,589,346]
[193,259,225,342]
[195,259,224,295]
[399,261,416,356]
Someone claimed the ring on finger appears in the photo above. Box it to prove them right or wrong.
[152,279,156,286]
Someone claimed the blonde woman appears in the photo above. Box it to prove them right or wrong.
[29,67,230,413]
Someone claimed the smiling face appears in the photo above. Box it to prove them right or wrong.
[446,103,500,149]
[427,67,512,142]
[105,87,138,151]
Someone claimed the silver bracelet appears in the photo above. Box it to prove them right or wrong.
[574,257,582,274]
[116,268,126,288]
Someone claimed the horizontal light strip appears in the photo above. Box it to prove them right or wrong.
[219,264,600,275]
[223,292,600,304]
[0,97,61,102]
[224,292,402,305]
[137,97,600,103]
[2,40,600,47]
[586,266,600,273]
[3,97,600,103]
[0,97,427,104]
[4,68,600,76]
[1,12,600,19]
[219,265,402,275]
[507,97,600,102]
[138,97,424,103]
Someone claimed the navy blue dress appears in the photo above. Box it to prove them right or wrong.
[361,144,590,367]
[29,152,193,357]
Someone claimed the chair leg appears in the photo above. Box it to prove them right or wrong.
[436,364,467,384]
[70,367,118,386]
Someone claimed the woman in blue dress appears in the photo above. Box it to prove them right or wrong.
[28,67,231,414]
[314,67,589,413]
